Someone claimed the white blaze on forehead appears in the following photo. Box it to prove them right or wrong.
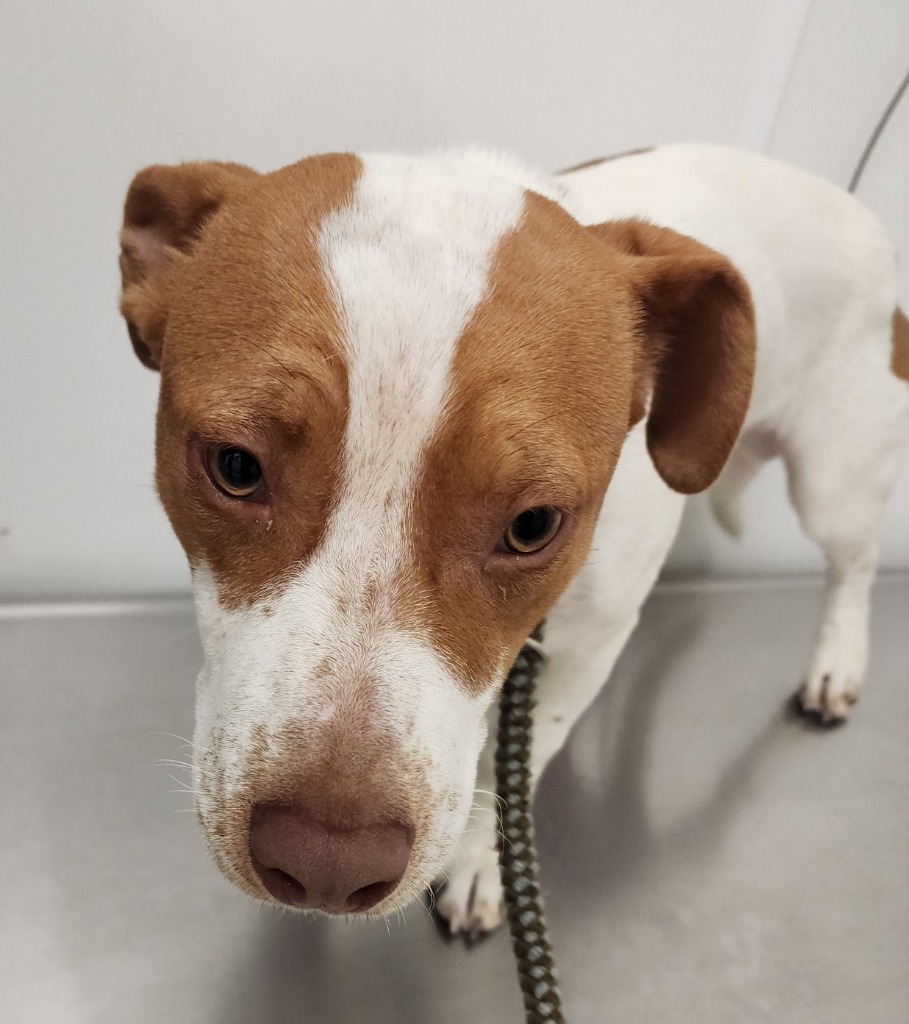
[316,154,526,580]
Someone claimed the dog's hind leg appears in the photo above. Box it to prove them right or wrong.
[784,335,909,723]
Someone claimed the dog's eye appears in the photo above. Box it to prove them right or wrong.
[206,447,263,499]
[504,507,562,554]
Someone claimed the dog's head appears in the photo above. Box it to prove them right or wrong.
[118,151,753,915]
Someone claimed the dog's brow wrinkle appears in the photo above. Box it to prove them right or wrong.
[242,337,301,398]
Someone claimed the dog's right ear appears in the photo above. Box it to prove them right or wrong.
[118,161,258,370]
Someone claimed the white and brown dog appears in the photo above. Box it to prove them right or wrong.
[118,144,909,935]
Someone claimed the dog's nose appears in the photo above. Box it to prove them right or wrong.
[249,802,414,913]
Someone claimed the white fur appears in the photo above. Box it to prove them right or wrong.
[561,144,908,716]
[439,144,570,207]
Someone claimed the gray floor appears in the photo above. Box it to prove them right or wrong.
[2,577,907,1024]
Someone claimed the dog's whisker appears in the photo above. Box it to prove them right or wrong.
[473,788,506,810]
[149,732,214,755]
[150,757,216,779]
[166,773,197,792]
[467,806,500,822]
[165,776,196,790]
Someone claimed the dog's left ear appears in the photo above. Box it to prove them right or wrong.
[588,218,756,495]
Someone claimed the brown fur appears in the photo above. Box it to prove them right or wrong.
[409,194,643,689]
[405,206,754,690]
[587,218,756,494]
[120,161,259,368]
[121,155,363,608]
[893,308,909,382]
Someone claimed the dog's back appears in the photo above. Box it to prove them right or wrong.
[561,144,902,418]
[561,144,909,721]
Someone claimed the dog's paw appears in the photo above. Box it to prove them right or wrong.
[798,616,868,725]
[434,845,503,941]
[797,670,862,724]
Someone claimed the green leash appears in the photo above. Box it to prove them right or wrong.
[495,626,566,1024]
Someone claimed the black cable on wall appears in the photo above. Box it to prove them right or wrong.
[848,67,909,193]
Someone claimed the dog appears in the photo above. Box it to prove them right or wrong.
[118,144,909,936]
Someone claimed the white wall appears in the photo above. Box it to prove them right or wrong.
[0,0,906,599]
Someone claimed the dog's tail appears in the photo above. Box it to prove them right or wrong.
[708,485,745,540]
[707,444,768,540]
[893,307,909,382]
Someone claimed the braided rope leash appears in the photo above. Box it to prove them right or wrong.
[495,626,566,1024]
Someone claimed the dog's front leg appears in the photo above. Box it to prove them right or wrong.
[433,727,503,938]
[435,610,642,939]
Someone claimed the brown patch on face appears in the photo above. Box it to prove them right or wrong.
[409,194,642,690]
[892,308,909,382]
[557,147,653,175]
[407,206,754,693]
[151,155,363,608]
